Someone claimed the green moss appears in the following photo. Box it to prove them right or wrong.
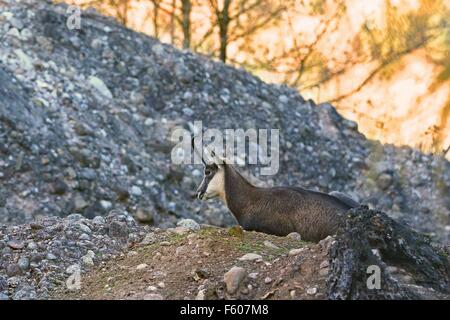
[227,225,244,238]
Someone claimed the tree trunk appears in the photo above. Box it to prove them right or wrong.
[170,0,176,44]
[181,0,191,49]
[152,0,160,39]
[218,0,231,62]
[327,206,450,299]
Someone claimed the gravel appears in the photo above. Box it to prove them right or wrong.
[0,210,147,300]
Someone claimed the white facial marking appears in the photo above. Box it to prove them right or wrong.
[205,169,226,202]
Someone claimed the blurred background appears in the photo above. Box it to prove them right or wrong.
[60,0,450,157]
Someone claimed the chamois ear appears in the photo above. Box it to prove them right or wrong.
[191,136,206,165]
[208,148,226,167]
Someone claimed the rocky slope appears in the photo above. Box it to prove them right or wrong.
[3,213,447,300]
[0,0,449,300]
[0,0,448,242]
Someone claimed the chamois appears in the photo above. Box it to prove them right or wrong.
[193,141,359,242]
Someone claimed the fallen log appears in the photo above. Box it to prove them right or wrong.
[327,206,450,299]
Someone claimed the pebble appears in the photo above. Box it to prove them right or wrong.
[18,257,30,270]
[306,287,318,295]
[7,240,24,250]
[127,251,138,257]
[143,293,163,300]
[136,263,148,270]
[135,207,154,223]
[286,232,302,241]
[82,255,94,266]
[195,289,206,300]
[263,241,279,249]
[14,49,33,70]
[141,233,157,245]
[46,253,57,260]
[130,186,142,196]
[224,266,246,294]
[92,216,106,225]
[377,173,393,190]
[288,248,305,256]
[88,75,113,99]
[177,219,200,231]
[238,253,262,261]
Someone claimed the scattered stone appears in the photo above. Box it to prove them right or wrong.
[18,257,30,271]
[195,289,206,300]
[238,253,262,261]
[6,264,22,277]
[224,266,246,294]
[264,277,272,284]
[14,49,33,70]
[141,233,157,245]
[92,216,106,225]
[99,200,113,211]
[377,173,393,190]
[319,268,329,276]
[7,240,24,250]
[136,263,148,270]
[288,248,305,256]
[248,272,259,279]
[263,240,279,250]
[306,287,318,295]
[135,207,154,223]
[127,251,138,257]
[88,75,113,99]
[286,232,302,241]
[143,293,163,300]
[46,253,57,260]
[130,186,142,197]
[177,219,200,231]
[27,242,37,250]
[108,221,129,239]
[81,251,95,266]
[74,195,89,211]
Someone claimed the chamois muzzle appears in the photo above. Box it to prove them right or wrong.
[197,190,205,200]
[195,180,208,200]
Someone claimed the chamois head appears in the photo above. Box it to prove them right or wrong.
[192,138,225,201]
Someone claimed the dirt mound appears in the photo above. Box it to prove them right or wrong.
[52,226,329,300]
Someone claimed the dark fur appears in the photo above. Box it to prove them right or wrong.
[200,164,357,242]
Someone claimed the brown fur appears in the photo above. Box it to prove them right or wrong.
[199,163,355,242]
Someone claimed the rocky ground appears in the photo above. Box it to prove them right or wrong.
[52,221,330,300]
[3,214,444,300]
[0,0,449,300]
[0,210,329,300]
[0,0,448,242]
[0,210,147,299]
